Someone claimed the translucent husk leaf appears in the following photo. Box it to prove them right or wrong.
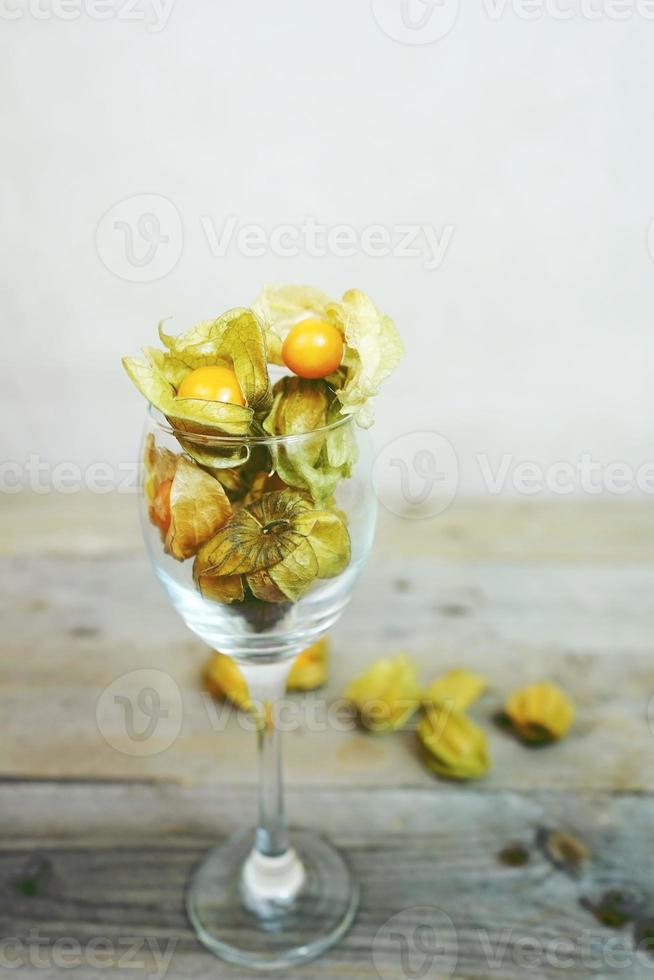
[264,377,330,454]
[345,655,422,733]
[143,433,177,505]
[329,289,404,427]
[246,568,288,603]
[252,284,333,365]
[253,284,403,428]
[159,308,272,415]
[262,376,346,504]
[158,309,247,367]
[145,347,191,388]
[418,704,490,780]
[241,469,287,506]
[297,510,351,578]
[287,638,329,691]
[193,541,245,604]
[267,538,319,601]
[424,669,487,712]
[194,491,312,577]
[195,490,349,604]
[504,682,575,743]
[164,456,233,560]
[123,356,253,435]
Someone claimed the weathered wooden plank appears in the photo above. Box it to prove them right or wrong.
[2,493,654,562]
[0,783,653,979]
[1,548,653,790]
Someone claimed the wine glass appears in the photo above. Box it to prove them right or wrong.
[139,406,377,969]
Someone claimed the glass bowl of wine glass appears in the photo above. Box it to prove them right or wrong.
[139,405,377,970]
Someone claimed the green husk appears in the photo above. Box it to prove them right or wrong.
[192,489,350,605]
[263,377,357,505]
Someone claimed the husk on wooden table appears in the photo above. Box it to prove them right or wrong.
[1,493,654,978]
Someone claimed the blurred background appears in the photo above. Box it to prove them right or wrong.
[3,0,654,502]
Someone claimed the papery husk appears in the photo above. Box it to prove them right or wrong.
[143,436,232,560]
[424,669,487,712]
[158,308,272,415]
[204,652,251,709]
[287,638,329,691]
[253,284,403,427]
[124,354,253,435]
[504,682,575,743]
[143,433,177,506]
[192,490,350,604]
[165,456,233,560]
[344,655,421,733]
[418,703,490,780]
[262,377,357,505]
[195,492,313,577]
[123,307,272,438]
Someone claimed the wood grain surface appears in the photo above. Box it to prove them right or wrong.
[1,494,653,979]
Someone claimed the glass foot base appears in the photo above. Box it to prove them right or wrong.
[186,828,359,970]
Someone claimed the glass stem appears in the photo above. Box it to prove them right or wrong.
[240,660,293,858]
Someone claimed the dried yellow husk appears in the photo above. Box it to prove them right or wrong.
[143,433,177,505]
[122,308,272,439]
[287,639,329,691]
[204,653,251,709]
[418,704,490,780]
[262,376,354,504]
[504,682,575,743]
[424,669,487,712]
[205,640,329,705]
[253,284,404,427]
[165,457,233,560]
[344,655,421,733]
[143,436,233,560]
[193,490,350,604]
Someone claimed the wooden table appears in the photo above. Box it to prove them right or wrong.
[2,494,654,978]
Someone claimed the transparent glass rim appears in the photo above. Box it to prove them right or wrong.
[147,404,355,447]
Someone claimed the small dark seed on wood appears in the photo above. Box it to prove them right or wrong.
[538,829,590,873]
[11,854,53,898]
[69,626,99,639]
[580,889,643,929]
[498,843,530,867]
[634,917,654,956]
[438,604,469,618]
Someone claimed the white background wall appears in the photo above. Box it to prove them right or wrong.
[2,0,654,500]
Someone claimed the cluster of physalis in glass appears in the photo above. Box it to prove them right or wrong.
[123,285,403,608]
